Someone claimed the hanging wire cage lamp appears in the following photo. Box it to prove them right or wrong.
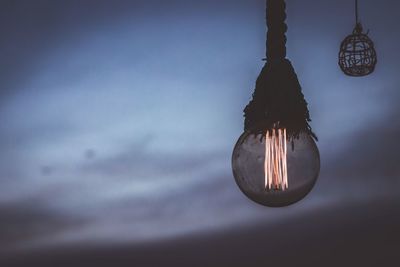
[339,0,377,77]
[231,0,320,207]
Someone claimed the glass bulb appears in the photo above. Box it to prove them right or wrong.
[232,129,320,207]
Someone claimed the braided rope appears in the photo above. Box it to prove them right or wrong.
[243,0,316,141]
[266,0,287,61]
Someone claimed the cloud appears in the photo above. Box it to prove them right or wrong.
[0,0,399,263]
[78,137,227,180]
[323,86,400,181]
[0,198,86,253]
[1,195,399,267]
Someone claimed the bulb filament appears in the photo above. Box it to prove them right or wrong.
[264,128,288,190]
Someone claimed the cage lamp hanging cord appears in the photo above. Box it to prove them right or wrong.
[355,0,359,24]
[353,0,368,34]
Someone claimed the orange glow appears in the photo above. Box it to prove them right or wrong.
[264,129,288,190]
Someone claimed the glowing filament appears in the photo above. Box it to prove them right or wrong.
[264,129,288,190]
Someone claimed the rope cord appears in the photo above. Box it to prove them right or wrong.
[266,0,287,62]
[243,0,316,140]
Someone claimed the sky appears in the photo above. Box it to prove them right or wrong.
[0,0,399,266]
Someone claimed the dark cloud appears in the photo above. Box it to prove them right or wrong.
[321,86,400,188]
[78,136,227,179]
[99,172,235,223]
[1,196,398,267]
[84,149,96,160]
[40,166,53,176]
[0,119,77,152]
[0,198,86,253]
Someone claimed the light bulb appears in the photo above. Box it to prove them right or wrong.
[232,129,320,207]
[264,128,288,190]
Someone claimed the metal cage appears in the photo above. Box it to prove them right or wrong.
[339,27,377,77]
